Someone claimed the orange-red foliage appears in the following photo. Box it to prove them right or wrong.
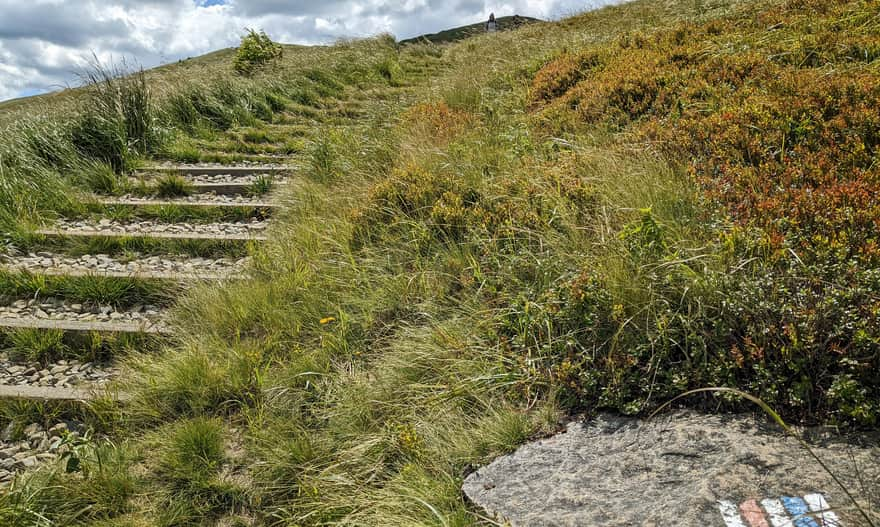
[403,101,473,145]
[534,0,880,265]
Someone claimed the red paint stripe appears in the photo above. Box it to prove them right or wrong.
[741,500,771,527]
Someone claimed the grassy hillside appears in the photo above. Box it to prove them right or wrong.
[0,0,878,525]
[400,15,541,45]
[0,44,311,127]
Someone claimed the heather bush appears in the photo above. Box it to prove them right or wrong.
[526,0,880,425]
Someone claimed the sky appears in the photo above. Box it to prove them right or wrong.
[0,0,624,102]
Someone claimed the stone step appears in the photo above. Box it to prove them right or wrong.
[0,265,244,281]
[0,317,169,335]
[96,197,280,209]
[135,165,290,177]
[35,228,268,242]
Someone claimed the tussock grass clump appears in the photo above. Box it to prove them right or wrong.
[73,62,162,173]
[158,418,226,485]
[247,175,273,197]
[0,439,137,526]
[155,174,193,198]
[162,141,202,164]
[1,327,156,364]
[0,122,80,233]
[70,160,126,195]
[4,329,68,364]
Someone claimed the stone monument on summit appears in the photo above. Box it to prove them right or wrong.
[485,13,498,32]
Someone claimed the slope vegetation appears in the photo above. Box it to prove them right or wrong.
[0,0,878,525]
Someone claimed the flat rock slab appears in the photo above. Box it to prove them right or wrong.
[463,411,879,526]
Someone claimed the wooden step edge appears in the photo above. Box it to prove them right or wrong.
[135,166,291,176]
[125,181,284,196]
[0,317,169,335]
[0,266,247,281]
[0,384,131,402]
[35,229,268,242]
[95,198,280,209]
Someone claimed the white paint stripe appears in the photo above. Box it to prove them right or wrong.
[804,494,843,527]
[762,498,794,527]
[719,501,749,527]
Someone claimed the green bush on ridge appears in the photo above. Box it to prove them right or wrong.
[233,29,283,77]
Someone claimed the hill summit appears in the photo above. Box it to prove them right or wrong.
[400,14,541,45]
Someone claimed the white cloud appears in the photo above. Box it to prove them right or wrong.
[0,0,625,102]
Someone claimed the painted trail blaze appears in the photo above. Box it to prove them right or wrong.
[718,494,842,527]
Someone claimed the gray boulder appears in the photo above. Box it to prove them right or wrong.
[463,411,879,526]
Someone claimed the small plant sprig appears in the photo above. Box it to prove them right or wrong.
[248,175,273,197]
[51,428,93,475]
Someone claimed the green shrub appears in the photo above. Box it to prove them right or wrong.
[233,29,283,76]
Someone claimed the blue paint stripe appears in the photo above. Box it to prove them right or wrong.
[782,497,820,527]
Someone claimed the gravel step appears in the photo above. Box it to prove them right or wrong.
[186,181,276,196]
[0,298,168,334]
[37,229,267,242]
[125,180,281,196]
[0,355,116,390]
[37,219,269,242]
[129,169,289,195]
[2,252,250,280]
